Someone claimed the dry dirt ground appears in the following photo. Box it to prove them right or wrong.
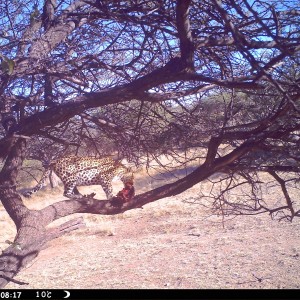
[1,170,300,289]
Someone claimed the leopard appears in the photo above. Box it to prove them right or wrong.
[22,156,134,200]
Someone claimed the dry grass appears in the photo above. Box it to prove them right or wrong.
[1,163,300,289]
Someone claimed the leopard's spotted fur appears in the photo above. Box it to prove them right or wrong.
[23,156,134,199]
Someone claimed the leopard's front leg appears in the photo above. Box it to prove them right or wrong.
[63,182,82,198]
[100,179,114,200]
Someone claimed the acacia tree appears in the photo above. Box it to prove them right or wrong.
[0,0,300,287]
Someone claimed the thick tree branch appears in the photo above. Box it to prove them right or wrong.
[176,0,194,70]
[39,138,257,222]
[0,138,28,226]
[42,0,57,31]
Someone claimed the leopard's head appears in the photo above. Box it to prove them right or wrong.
[121,168,134,185]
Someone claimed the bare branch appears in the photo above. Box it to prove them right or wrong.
[176,0,194,69]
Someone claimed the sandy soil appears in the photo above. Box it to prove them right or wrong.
[2,178,300,290]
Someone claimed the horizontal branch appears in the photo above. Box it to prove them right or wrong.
[187,73,263,89]
[37,130,80,146]
[0,53,266,160]
[40,138,256,223]
[224,164,300,174]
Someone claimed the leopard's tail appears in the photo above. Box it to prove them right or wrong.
[22,169,51,198]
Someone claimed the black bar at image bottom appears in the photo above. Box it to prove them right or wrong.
[0,289,298,300]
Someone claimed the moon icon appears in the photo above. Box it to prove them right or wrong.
[63,290,71,298]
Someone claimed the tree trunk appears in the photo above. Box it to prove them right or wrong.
[0,201,85,287]
[0,138,84,287]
